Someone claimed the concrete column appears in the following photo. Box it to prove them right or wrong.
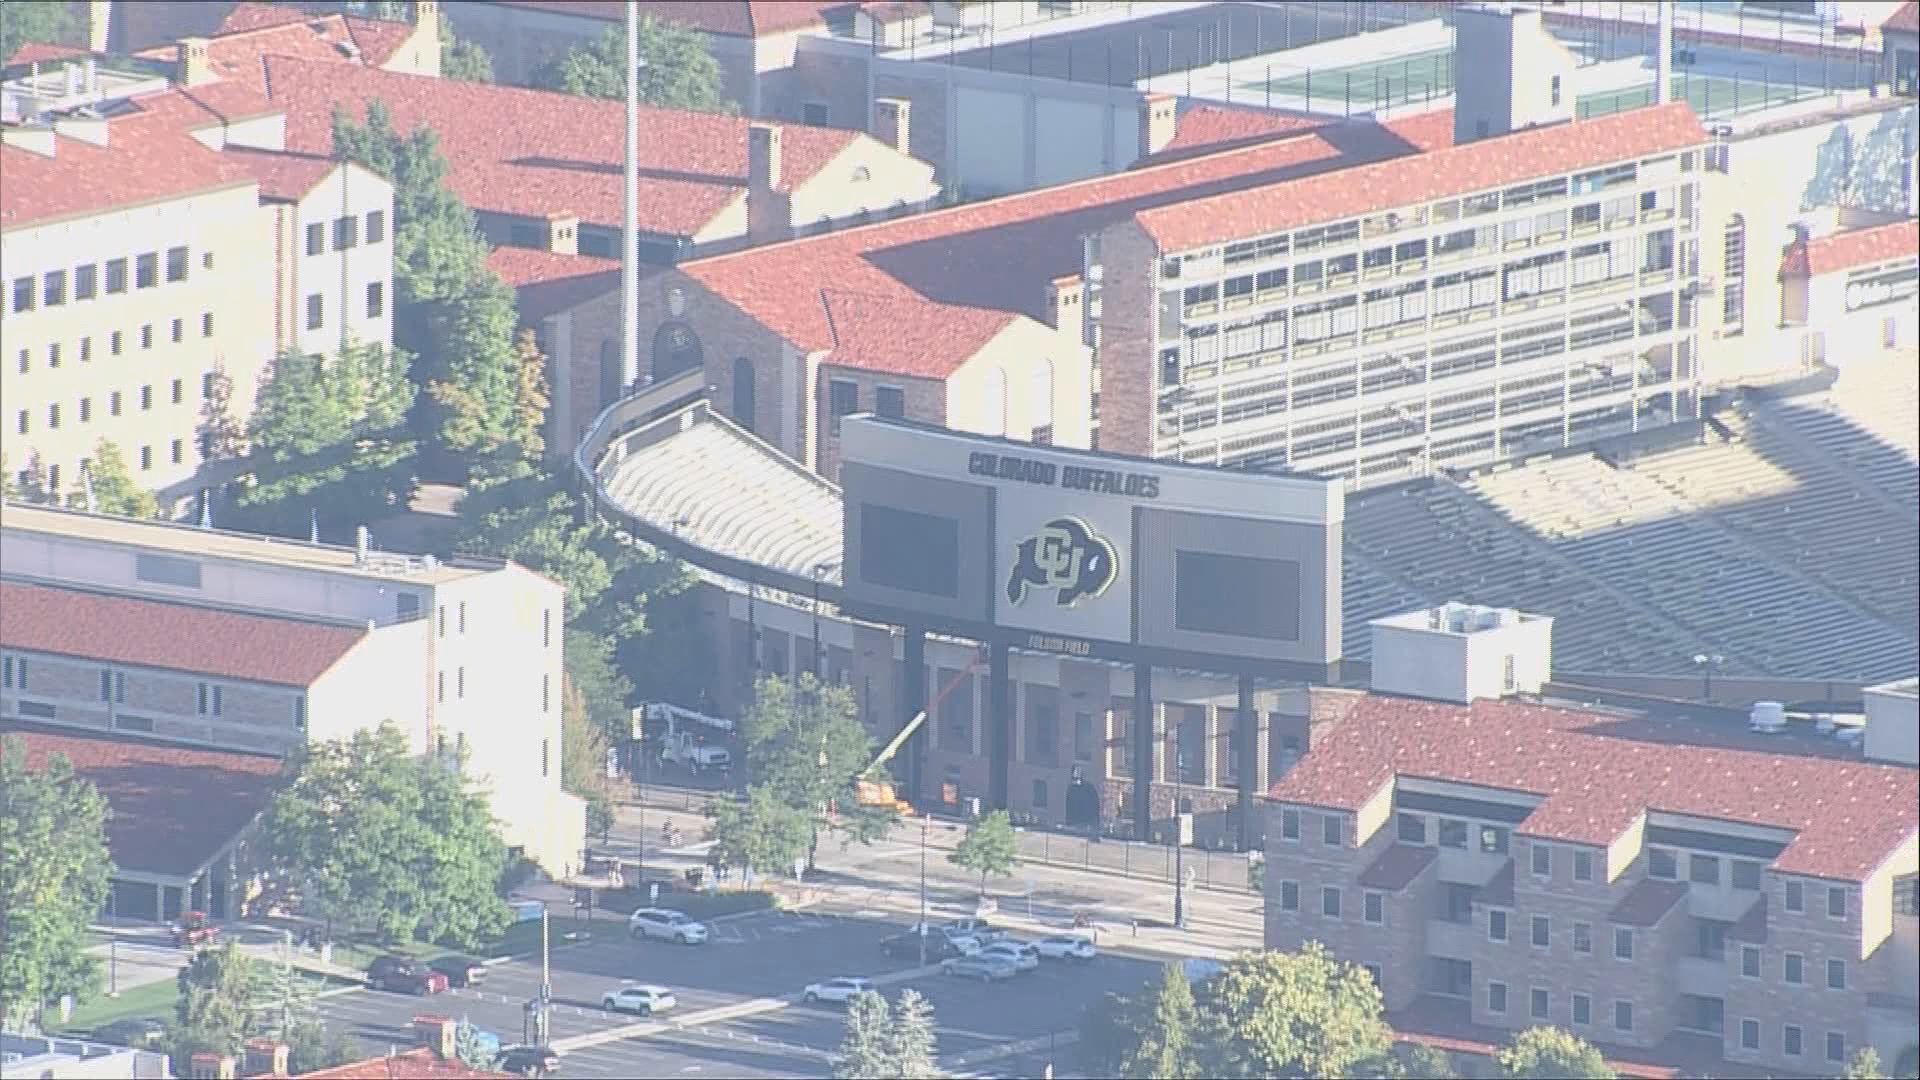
[903,628,926,805]
[1237,675,1257,851]
[1132,662,1153,840]
[988,641,1011,811]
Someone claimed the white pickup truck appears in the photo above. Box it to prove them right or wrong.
[638,702,734,772]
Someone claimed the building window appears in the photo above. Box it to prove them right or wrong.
[306,294,323,330]
[438,605,445,637]
[437,671,445,702]
[1741,945,1760,978]
[543,609,552,648]
[1487,982,1507,1014]
[294,696,307,730]
[136,252,158,288]
[104,258,127,294]
[1573,993,1591,1026]
[1073,712,1094,761]
[1279,880,1298,911]
[1614,1000,1633,1032]
[1574,850,1594,882]
[139,446,152,470]
[1550,75,1562,106]
[1322,886,1341,918]
[1281,809,1299,841]
[1826,958,1845,990]
[74,263,97,300]
[165,246,188,282]
[9,275,31,312]
[333,216,358,251]
[1363,892,1383,925]
[457,666,466,697]
[1323,815,1344,847]
[1740,1018,1760,1050]
[1828,886,1847,919]
[196,683,223,716]
[1438,818,1468,848]
[1397,812,1427,844]
[1362,963,1382,991]
[169,318,182,344]
[1885,315,1900,349]
[48,342,62,368]
[1031,778,1048,809]
[14,410,24,435]
[109,391,121,415]
[1531,844,1551,877]
[79,397,91,422]
[542,738,550,777]
[1488,909,1508,943]
[1826,1032,1845,1064]
[306,222,325,255]
[1690,854,1720,885]
[1531,987,1550,1021]
[1573,921,1592,954]
[1784,952,1803,984]
[802,101,830,125]
[202,311,215,338]
[366,210,386,243]
[1479,826,1508,855]
[1,656,19,688]
[732,357,755,429]
[458,602,467,633]
[140,325,152,349]
[42,269,65,306]
[99,669,113,701]
[202,250,214,269]
[170,379,183,404]
[1785,879,1804,912]
[1614,927,1633,960]
[875,385,905,418]
[1531,915,1550,948]
[359,281,381,319]
[828,378,859,434]
[542,673,551,713]
[1731,860,1761,890]
[1648,847,1678,879]
[1783,1025,1802,1057]
[110,330,123,355]
[46,403,59,430]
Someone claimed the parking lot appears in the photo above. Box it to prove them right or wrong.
[312,902,1161,1077]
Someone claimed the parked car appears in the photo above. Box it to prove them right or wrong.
[628,908,710,944]
[941,955,1018,982]
[1033,934,1098,962]
[365,956,448,995]
[428,955,488,988]
[601,983,677,1016]
[880,930,968,961]
[92,1016,167,1049]
[942,917,998,938]
[975,941,1040,972]
[497,1044,563,1077]
[803,976,876,1005]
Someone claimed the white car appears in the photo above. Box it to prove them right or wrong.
[976,941,1040,972]
[602,983,677,1015]
[1033,934,1097,962]
[628,907,710,944]
[802,976,876,1005]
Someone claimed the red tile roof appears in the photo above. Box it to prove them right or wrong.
[7,42,90,66]
[1801,220,1919,276]
[1886,1,1920,34]
[1266,695,1919,882]
[254,54,859,237]
[1149,104,1326,164]
[682,129,1379,377]
[134,5,415,76]
[221,145,337,201]
[847,1,933,25]
[0,721,282,876]
[1608,877,1689,927]
[1138,103,1707,253]
[0,580,368,687]
[819,288,1015,378]
[296,1047,511,1078]
[496,1,841,37]
[0,109,258,230]
[217,2,320,35]
[485,245,623,323]
[1356,842,1438,891]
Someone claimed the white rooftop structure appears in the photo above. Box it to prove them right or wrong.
[1369,602,1555,704]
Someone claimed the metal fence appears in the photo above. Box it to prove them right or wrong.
[1010,824,1258,895]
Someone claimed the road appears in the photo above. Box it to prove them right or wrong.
[313,902,1159,1078]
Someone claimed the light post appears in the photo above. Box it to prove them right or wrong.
[108,938,118,998]
[1172,743,1186,931]
[1692,652,1724,701]
[918,813,931,967]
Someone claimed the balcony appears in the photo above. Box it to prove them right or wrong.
[1677,956,1728,997]
[1425,919,1478,960]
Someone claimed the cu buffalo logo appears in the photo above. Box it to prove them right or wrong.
[1006,517,1117,608]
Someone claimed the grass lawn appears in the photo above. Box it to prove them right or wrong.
[49,978,177,1036]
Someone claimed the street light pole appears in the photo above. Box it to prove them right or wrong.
[108,938,118,998]
[918,813,930,968]
[1173,745,1186,931]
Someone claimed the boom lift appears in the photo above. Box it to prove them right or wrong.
[852,657,986,813]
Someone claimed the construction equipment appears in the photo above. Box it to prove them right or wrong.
[852,658,986,812]
[172,910,219,949]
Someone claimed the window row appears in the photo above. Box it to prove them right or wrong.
[10,247,209,314]
[1485,982,1635,1035]
[14,314,218,374]
[304,283,386,331]
[303,210,387,257]
[1738,1019,1849,1064]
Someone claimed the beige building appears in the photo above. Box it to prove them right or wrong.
[0,504,584,875]
[1264,611,1920,1077]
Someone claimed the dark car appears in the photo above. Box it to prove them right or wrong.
[498,1044,563,1077]
[428,954,488,988]
[93,1016,167,1049]
[880,930,965,961]
[365,955,448,995]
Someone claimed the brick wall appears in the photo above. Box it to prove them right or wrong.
[815,367,945,480]
[874,73,950,185]
[2,650,302,754]
[781,48,872,131]
[1094,218,1159,456]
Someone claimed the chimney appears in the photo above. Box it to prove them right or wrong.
[242,1039,291,1077]
[188,1052,237,1080]
[176,36,214,88]
[1451,5,1576,146]
[544,213,580,256]
[1045,275,1084,331]
[1137,93,1176,159]
[746,123,792,240]
[873,97,911,155]
[1654,3,1674,105]
[413,1015,457,1060]
[87,0,112,53]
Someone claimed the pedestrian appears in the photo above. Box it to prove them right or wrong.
[1130,917,1139,938]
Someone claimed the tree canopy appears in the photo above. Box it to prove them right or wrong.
[705,783,811,876]
[1495,1027,1614,1080]
[949,810,1018,896]
[1195,944,1394,1078]
[1121,963,1201,1079]
[173,944,258,1065]
[0,737,111,1031]
[740,673,895,867]
[0,1,78,65]
[258,723,511,948]
[833,989,939,1079]
[79,439,159,518]
[533,18,731,112]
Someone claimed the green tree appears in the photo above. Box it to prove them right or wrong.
[345,1,492,81]
[562,678,614,839]
[505,327,550,463]
[948,809,1018,896]
[1194,943,1393,1079]
[1079,991,1148,1078]
[234,342,418,537]
[173,944,258,1068]
[566,630,634,741]
[741,673,894,872]
[454,1018,501,1070]
[533,19,731,112]
[705,783,811,876]
[1399,1044,1461,1079]
[1841,1047,1887,1080]
[835,990,896,1079]
[198,363,247,461]
[1495,1026,1614,1080]
[76,439,159,518]
[424,271,520,458]
[0,737,111,1031]
[1,452,15,501]
[887,988,939,1079]
[285,1017,360,1074]
[258,723,511,948]
[614,586,717,720]
[0,1,77,63]
[14,451,53,504]
[1121,963,1201,1079]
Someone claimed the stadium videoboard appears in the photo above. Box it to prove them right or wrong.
[838,417,1342,679]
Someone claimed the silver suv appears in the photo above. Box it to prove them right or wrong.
[627,907,710,944]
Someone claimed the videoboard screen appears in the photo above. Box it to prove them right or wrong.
[837,417,1342,677]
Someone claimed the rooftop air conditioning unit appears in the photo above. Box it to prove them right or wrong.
[1749,700,1786,733]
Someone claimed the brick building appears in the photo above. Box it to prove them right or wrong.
[1264,610,1920,1076]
